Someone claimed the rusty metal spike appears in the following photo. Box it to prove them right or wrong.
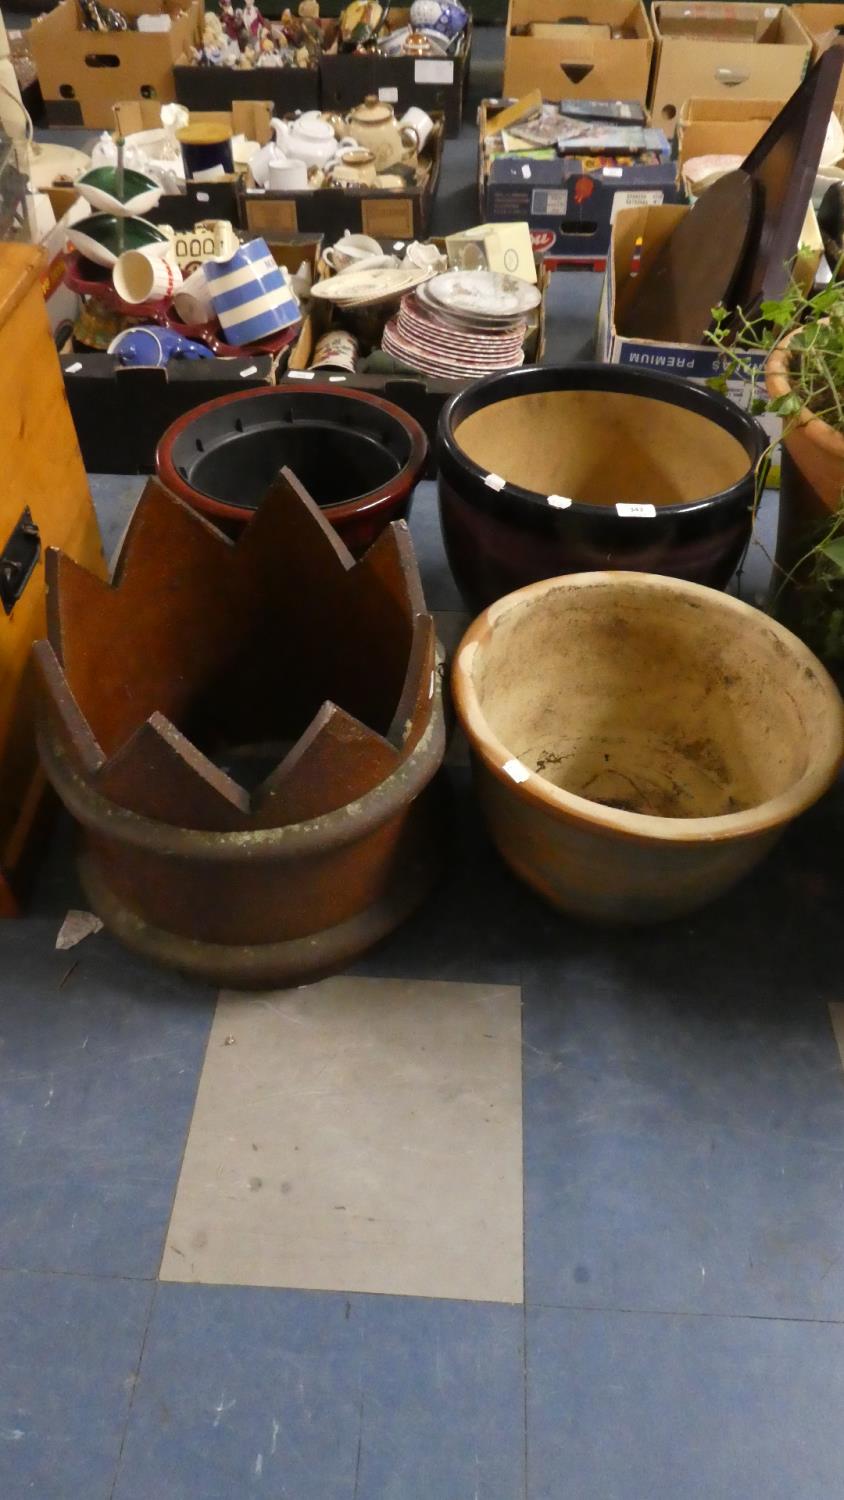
[386,615,436,752]
[32,640,104,776]
[113,476,235,586]
[351,518,427,624]
[251,701,400,826]
[45,548,113,665]
[234,466,357,579]
[94,713,251,831]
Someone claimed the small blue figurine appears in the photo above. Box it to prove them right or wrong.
[109,325,214,367]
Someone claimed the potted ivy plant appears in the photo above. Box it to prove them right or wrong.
[709,278,844,671]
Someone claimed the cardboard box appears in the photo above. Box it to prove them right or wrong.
[61,233,321,473]
[173,20,339,117]
[793,7,844,105]
[112,95,274,144]
[596,202,781,472]
[649,3,812,137]
[676,93,785,170]
[676,96,823,291]
[503,0,654,106]
[240,114,444,241]
[478,97,680,268]
[320,11,472,138]
[284,241,548,474]
[30,0,203,129]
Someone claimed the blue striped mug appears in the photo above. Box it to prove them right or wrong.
[205,237,301,346]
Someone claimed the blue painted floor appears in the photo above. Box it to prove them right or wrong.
[2,27,842,1498]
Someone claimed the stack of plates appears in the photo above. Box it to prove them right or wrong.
[382,269,539,379]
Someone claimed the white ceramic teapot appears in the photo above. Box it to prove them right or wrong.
[272,111,356,170]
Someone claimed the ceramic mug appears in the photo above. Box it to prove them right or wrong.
[324,233,383,271]
[399,106,434,152]
[268,155,310,191]
[172,266,215,325]
[204,237,300,344]
[312,328,359,372]
[112,248,183,305]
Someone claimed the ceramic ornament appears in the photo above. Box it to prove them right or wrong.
[409,0,467,37]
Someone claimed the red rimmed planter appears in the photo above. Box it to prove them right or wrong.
[157,384,428,557]
[437,363,766,611]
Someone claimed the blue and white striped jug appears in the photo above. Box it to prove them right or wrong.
[205,237,301,345]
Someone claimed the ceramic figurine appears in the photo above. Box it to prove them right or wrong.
[80,0,129,30]
[218,0,240,41]
[108,325,214,366]
[409,0,467,38]
[339,0,384,49]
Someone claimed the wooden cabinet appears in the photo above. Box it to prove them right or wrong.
[0,244,105,913]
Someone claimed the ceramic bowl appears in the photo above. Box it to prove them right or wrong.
[156,385,428,555]
[67,213,170,270]
[74,165,162,218]
[437,363,766,610]
[453,571,844,924]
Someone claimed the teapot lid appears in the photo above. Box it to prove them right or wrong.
[349,94,394,124]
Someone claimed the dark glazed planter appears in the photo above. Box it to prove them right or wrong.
[157,384,428,557]
[437,363,766,611]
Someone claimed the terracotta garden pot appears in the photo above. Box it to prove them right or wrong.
[157,385,428,557]
[35,472,446,987]
[452,571,844,924]
[437,363,766,611]
[765,334,844,575]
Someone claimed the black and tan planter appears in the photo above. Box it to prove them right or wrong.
[437,363,766,611]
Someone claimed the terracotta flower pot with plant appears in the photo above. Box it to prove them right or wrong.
[710,290,844,668]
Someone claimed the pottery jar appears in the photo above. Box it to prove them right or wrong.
[157,385,428,555]
[452,571,844,924]
[345,96,418,171]
[437,362,766,611]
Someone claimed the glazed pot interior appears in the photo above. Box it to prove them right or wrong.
[453,389,751,507]
[469,579,835,820]
[169,393,414,511]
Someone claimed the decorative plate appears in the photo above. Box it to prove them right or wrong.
[424,269,541,319]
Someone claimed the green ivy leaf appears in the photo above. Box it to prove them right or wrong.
[769,392,802,416]
[817,537,844,573]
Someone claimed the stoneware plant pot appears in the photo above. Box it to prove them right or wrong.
[765,333,844,575]
[35,473,446,988]
[157,385,428,557]
[437,363,766,611]
[452,571,844,924]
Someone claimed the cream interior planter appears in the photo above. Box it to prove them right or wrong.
[452,571,844,924]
